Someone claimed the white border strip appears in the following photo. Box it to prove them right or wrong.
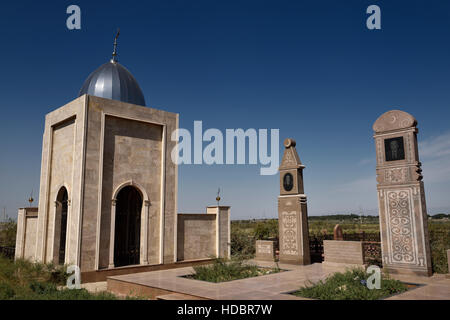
[94,110,105,270]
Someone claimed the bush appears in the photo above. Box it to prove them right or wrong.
[0,256,117,300]
[0,282,15,299]
[253,220,278,240]
[429,228,450,274]
[0,219,17,247]
[188,258,280,283]
[293,268,407,300]
[230,229,255,258]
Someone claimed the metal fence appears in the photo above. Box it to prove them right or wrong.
[343,232,381,242]
[362,241,382,266]
[309,234,333,263]
[0,246,15,259]
[270,233,382,264]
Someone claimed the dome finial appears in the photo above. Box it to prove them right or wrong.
[111,28,120,63]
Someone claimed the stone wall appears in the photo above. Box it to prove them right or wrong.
[177,214,216,261]
[15,208,38,261]
[86,96,179,270]
[35,96,87,266]
[46,117,76,264]
[177,206,230,261]
[212,206,231,258]
[96,114,163,269]
[447,250,450,275]
[323,240,365,266]
[29,95,179,272]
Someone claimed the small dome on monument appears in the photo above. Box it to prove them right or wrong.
[78,29,146,106]
[78,61,146,106]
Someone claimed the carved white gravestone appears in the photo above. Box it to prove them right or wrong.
[255,240,276,261]
[373,110,432,276]
[278,138,310,265]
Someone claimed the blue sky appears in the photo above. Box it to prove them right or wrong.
[0,0,450,220]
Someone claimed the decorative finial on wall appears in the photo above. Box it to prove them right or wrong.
[111,28,120,63]
[28,190,34,207]
[216,188,221,206]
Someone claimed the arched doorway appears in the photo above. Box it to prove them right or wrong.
[114,186,142,267]
[56,187,68,265]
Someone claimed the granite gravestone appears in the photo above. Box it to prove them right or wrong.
[373,110,432,276]
[333,224,344,241]
[255,240,276,261]
[277,138,310,265]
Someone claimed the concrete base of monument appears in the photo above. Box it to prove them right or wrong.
[382,266,433,278]
[279,256,311,265]
[254,257,276,262]
[107,277,209,300]
[81,258,214,283]
[322,261,365,270]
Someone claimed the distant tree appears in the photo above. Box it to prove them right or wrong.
[431,213,450,219]
[253,220,278,240]
[0,219,17,247]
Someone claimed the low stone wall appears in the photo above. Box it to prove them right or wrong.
[177,214,216,261]
[323,240,365,267]
[15,207,38,261]
[177,206,230,261]
[447,250,450,278]
[255,240,275,261]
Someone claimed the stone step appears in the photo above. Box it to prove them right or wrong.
[156,293,207,300]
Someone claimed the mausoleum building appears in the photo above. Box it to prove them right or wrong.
[15,44,230,273]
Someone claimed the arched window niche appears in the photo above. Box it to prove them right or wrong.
[108,181,150,268]
[53,186,69,265]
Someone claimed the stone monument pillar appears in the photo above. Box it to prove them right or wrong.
[278,138,310,265]
[373,110,432,276]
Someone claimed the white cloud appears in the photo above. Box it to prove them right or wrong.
[338,176,376,193]
[419,131,450,159]
[308,175,378,215]
[419,131,450,183]
[323,131,450,213]
[357,157,374,166]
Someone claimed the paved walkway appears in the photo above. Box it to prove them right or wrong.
[384,273,450,300]
[106,261,450,300]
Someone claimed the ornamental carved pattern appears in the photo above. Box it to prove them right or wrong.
[387,190,415,263]
[373,110,416,133]
[385,168,408,183]
[257,244,272,254]
[281,211,298,255]
[283,150,294,165]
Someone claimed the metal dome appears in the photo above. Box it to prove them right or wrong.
[78,60,146,106]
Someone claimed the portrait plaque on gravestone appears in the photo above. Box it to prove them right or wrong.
[384,137,405,161]
[283,173,294,191]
